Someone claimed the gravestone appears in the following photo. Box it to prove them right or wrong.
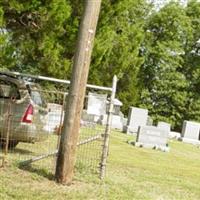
[86,92,107,122]
[157,122,171,134]
[44,103,64,133]
[123,118,128,132]
[182,121,200,145]
[157,121,181,140]
[87,92,107,116]
[101,114,123,130]
[111,99,123,115]
[135,126,169,152]
[126,107,148,134]
[100,99,124,131]
[82,110,96,122]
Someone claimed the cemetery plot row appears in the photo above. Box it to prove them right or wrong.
[125,107,200,151]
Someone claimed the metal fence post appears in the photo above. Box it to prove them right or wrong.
[100,75,117,179]
[1,101,12,167]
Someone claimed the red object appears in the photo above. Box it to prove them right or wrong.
[22,104,33,123]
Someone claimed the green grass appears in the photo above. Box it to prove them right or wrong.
[1,131,200,200]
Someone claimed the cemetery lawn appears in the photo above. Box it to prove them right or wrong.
[1,131,200,200]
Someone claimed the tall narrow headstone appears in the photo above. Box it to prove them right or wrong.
[182,121,200,145]
[126,107,148,134]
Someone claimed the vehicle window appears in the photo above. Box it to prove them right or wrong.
[27,85,47,107]
[0,80,20,99]
[31,90,44,106]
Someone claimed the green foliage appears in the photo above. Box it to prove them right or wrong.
[0,5,16,70]
[90,0,149,113]
[0,6,3,25]
[0,0,72,78]
[182,0,200,123]
[1,1,200,130]
[139,2,194,130]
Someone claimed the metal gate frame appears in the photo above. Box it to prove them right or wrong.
[0,71,117,179]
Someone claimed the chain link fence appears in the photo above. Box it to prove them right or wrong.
[0,72,116,179]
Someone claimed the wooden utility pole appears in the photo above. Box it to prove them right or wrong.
[55,0,102,185]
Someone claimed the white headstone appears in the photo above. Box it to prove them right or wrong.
[182,121,200,145]
[44,103,64,133]
[135,126,169,152]
[87,92,107,116]
[126,107,148,134]
[82,109,96,122]
[106,98,123,115]
[157,122,171,134]
[101,114,123,131]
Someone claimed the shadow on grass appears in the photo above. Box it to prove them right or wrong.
[0,146,34,155]
[10,148,34,155]
[18,163,55,180]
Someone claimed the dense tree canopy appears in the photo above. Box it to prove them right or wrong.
[90,0,150,113]
[0,0,200,130]
[182,0,200,123]
[0,0,72,77]
[139,2,193,129]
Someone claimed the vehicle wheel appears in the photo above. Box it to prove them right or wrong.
[0,139,19,149]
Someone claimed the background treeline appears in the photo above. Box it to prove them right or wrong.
[0,0,200,131]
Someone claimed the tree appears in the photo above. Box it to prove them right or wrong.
[2,0,200,131]
[0,0,72,78]
[139,2,193,130]
[89,0,150,113]
[182,0,200,122]
[0,0,150,113]
[0,6,16,70]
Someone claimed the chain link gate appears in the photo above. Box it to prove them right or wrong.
[0,72,117,179]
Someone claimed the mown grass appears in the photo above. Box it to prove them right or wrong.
[1,131,200,200]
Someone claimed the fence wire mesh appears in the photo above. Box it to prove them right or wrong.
[0,74,113,179]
